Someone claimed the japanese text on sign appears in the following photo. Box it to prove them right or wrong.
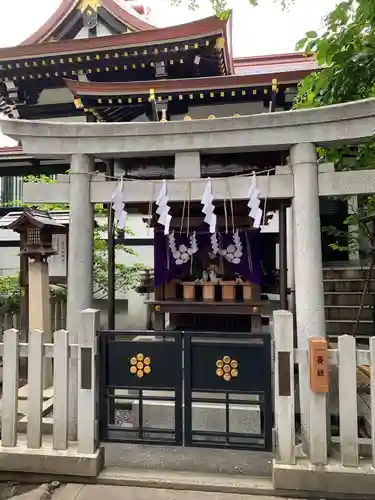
[309,338,329,393]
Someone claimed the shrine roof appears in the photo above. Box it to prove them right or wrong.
[64,68,312,98]
[0,15,230,62]
[20,0,155,46]
[233,52,317,75]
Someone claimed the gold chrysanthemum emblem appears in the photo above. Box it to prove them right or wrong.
[216,356,239,382]
[129,353,151,378]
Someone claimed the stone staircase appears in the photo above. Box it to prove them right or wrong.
[324,266,375,337]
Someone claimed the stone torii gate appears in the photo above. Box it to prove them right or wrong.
[2,98,375,447]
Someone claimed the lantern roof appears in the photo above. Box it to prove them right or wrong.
[8,208,66,233]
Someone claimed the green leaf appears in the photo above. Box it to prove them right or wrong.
[295,37,308,51]
[306,30,318,38]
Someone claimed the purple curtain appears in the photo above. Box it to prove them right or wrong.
[154,228,261,287]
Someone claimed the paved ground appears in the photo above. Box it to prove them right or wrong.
[53,484,290,500]
[103,443,272,476]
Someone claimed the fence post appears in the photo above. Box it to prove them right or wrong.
[338,335,358,466]
[78,308,99,454]
[309,348,328,465]
[53,329,69,451]
[273,310,295,464]
[1,328,20,447]
[27,329,44,449]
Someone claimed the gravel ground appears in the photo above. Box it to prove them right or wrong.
[114,409,133,427]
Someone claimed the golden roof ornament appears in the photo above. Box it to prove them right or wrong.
[78,0,101,13]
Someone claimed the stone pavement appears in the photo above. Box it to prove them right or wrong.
[103,443,272,476]
[52,484,293,500]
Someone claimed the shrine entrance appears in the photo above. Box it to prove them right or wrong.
[98,329,273,451]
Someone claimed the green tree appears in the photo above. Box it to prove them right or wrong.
[293,0,375,257]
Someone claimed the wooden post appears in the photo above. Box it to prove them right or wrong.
[370,337,375,466]
[27,329,44,449]
[78,308,99,454]
[338,335,358,466]
[279,203,288,310]
[308,338,328,465]
[1,329,19,447]
[273,310,295,464]
[53,329,69,451]
[107,159,116,331]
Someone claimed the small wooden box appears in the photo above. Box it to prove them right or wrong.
[242,282,252,302]
[202,283,215,302]
[183,282,196,301]
[221,281,237,301]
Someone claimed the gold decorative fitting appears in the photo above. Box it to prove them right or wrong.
[184,115,192,121]
[252,306,259,313]
[272,78,278,91]
[154,304,161,312]
[130,353,151,378]
[233,114,240,117]
[216,356,239,382]
[160,118,168,123]
[208,115,216,119]
[78,0,101,13]
[215,37,225,50]
[74,98,84,109]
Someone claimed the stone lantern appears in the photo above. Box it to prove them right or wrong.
[9,208,66,388]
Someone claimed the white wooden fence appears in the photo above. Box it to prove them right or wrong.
[274,309,375,468]
[0,308,100,475]
[0,299,67,338]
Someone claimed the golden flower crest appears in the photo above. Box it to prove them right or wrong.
[129,353,151,378]
[216,356,239,382]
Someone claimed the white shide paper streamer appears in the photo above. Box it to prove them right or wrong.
[201,178,216,233]
[111,176,128,230]
[247,173,263,228]
[156,179,172,235]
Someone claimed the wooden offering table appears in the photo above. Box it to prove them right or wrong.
[147,299,266,333]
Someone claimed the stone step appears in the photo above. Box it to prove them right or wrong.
[324,279,375,293]
[324,291,375,307]
[326,319,375,336]
[325,305,373,321]
[323,268,373,280]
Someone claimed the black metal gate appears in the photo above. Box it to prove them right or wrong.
[99,330,272,451]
